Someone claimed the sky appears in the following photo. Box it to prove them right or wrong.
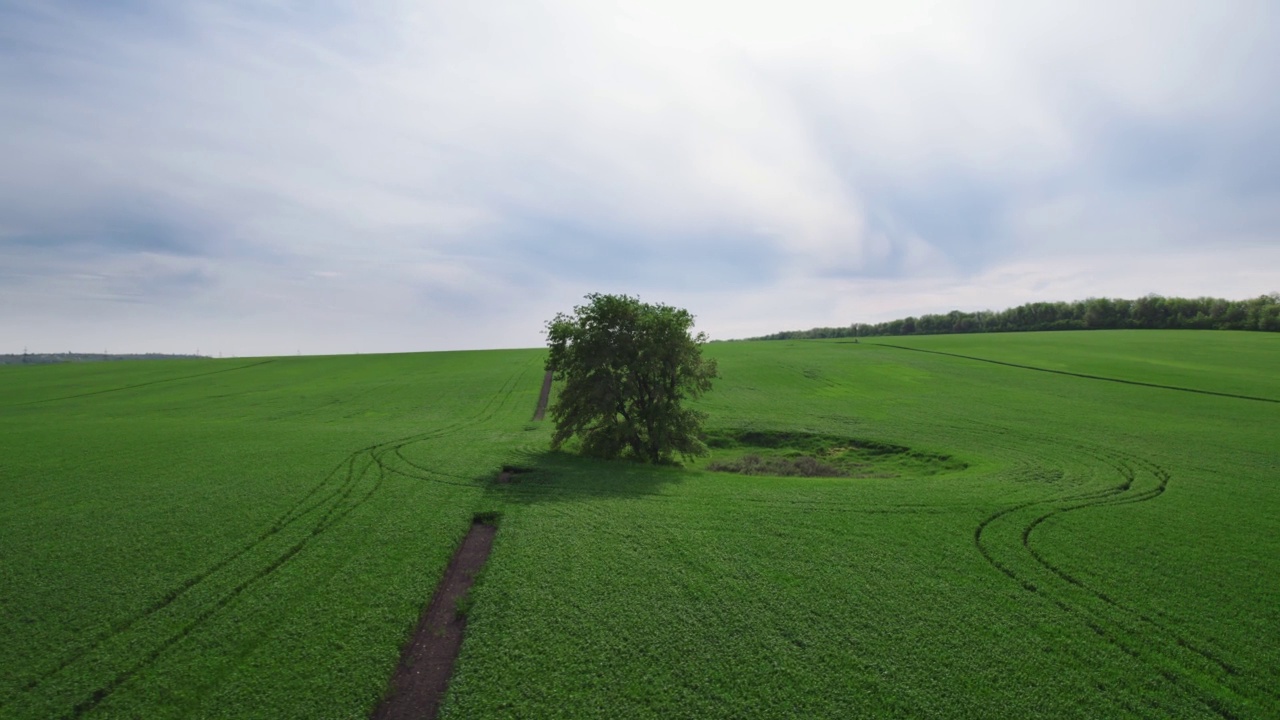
[2,0,1279,356]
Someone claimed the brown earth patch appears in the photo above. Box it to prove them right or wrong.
[371,518,497,720]
[532,369,553,421]
[495,466,531,485]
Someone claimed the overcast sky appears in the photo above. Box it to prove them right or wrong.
[3,1,1279,356]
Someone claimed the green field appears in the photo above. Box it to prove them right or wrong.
[2,330,1277,718]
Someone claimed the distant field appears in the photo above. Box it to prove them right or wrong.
[863,329,1280,400]
[2,331,1277,718]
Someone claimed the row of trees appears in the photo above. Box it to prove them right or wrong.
[542,292,1278,465]
[751,294,1280,341]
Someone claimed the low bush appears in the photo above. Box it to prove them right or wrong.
[707,453,847,477]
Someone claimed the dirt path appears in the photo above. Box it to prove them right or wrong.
[532,369,553,420]
[372,519,497,720]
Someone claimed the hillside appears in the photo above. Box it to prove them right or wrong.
[1,332,1276,718]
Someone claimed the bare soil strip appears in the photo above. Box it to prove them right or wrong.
[372,519,497,720]
[532,369,553,420]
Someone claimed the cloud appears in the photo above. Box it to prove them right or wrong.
[1,0,1278,354]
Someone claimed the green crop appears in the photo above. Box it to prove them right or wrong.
[445,332,1280,719]
[2,330,1277,718]
[0,350,545,719]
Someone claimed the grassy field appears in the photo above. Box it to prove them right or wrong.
[1,330,1277,718]
[0,351,546,719]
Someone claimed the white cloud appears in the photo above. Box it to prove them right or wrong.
[1,0,1278,353]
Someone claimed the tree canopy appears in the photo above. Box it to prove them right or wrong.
[749,293,1280,341]
[545,293,718,463]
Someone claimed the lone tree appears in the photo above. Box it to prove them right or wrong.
[545,293,719,463]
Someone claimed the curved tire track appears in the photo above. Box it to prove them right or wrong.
[3,359,538,719]
[975,444,1276,718]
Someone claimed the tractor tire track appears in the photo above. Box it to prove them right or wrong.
[976,455,1193,716]
[6,359,539,719]
[58,451,388,719]
[1021,451,1277,708]
[9,377,408,707]
[0,451,366,710]
[867,342,1279,404]
[58,436,449,718]
[976,444,1274,717]
[7,360,278,407]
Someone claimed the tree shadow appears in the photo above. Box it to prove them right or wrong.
[478,448,687,507]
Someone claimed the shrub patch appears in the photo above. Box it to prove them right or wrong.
[701,429,967,479]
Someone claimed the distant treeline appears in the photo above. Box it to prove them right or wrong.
[750,294,1280,341]
[0,352,208,366]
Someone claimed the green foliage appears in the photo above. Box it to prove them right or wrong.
[454,591,475,620]
[545,293,719,463]
[472,510,503,526]
[750,292,1280,340]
